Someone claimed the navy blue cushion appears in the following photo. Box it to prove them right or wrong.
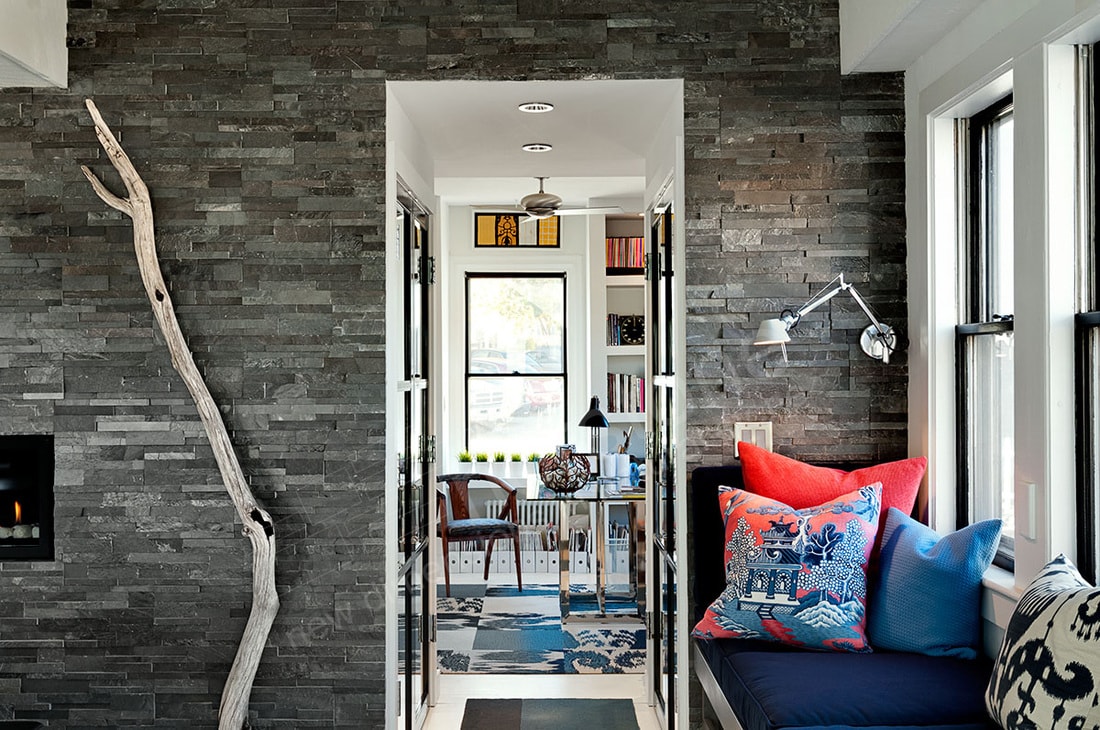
[701,639,997,730]
[444,518,518,539]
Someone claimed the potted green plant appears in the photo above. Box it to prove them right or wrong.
[509,452,523,478]
[474,452,489,473]
[527,452,542,478]
[457,450,472,472]
[492,451,506,477]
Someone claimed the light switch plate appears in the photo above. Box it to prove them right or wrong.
[734,421,773,456]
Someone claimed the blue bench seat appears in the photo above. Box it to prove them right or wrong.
[691,465,998,730]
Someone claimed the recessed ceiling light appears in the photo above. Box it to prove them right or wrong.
[522,142,553,152]
[518,101,554,113]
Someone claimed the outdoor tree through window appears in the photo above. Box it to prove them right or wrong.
[465,274,567,455]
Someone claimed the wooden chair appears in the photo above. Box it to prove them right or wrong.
[436,472,523,597]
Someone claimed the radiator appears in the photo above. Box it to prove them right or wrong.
[485,498,557,528]
[446,498,593,574]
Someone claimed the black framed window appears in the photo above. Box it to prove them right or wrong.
[1077,46,1100,583]
[464,273,567,454]
[957,94,1015,568]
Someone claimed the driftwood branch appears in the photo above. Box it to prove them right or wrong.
[81,98,279,730]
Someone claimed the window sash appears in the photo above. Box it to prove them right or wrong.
[958,95,1015,567]
[1077,314,1100,582]
[463,273,568,453]
[967,95,1015,322]
[1077,46,1100,584]
[956,324,1016,567]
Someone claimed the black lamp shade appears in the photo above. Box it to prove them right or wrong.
[578,396,609,428]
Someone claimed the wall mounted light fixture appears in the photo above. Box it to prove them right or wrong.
[753,274,897,363]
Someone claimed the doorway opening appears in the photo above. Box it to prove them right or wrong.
[385,78,684,730]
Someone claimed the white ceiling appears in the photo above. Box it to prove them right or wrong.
[389,79,680,208]
[839,0,985,73]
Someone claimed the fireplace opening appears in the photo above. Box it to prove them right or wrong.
[0,434,54,560]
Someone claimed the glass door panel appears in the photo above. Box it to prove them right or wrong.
[396,195,431,729]
[647,203,677,728]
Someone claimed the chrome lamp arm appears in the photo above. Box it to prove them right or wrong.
[753,274,897,363]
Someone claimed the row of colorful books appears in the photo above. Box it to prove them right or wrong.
[605,236,644,269]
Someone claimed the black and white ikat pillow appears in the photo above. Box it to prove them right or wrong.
[986,555,1100,728]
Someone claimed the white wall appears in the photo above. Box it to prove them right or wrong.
[441,208,593,470]
[0,0,66,88]
[904,1,1100,637]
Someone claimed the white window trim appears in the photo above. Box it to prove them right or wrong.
[909,1,1090,598]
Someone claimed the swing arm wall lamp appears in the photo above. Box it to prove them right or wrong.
[753,274,898,363]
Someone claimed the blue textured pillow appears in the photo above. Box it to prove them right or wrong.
[867,507,1001,658]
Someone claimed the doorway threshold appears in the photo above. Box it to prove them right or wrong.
[426,674,659,730]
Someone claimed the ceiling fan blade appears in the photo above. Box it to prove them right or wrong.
[471,205,526,213]
[552,206,625,216]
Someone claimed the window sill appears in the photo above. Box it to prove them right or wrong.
[981,564,1022,600]
[981,564,1022,635]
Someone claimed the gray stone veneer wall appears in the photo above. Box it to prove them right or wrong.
[0,1,904,727]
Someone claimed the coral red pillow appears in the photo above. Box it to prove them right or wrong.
[692,484,882,652]
[738,441,925,538]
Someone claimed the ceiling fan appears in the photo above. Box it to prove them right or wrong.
[476,177,624,219]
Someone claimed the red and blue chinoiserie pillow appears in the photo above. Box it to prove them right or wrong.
[692,483,882,653]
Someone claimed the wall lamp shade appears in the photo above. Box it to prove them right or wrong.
[753,274,898,363]
[753,318,791,346]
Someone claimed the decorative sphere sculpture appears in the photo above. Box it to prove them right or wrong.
[538,450,590,495]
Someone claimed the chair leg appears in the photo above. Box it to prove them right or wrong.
[512,531,523,592]
[483,538,496,581]
[441,538,452,598]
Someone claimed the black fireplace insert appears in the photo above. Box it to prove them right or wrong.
[0,434,54,560]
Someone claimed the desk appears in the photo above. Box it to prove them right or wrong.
[535,483,645,620]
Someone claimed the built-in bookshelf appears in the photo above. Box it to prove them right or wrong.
[592,217,647,453]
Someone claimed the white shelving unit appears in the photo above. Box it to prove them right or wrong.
[590,217,646,459]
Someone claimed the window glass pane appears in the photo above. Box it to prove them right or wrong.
[467,375,565,455]
[966,331,1015,548]
[473,214,560,247]
[466,275,566,455]
[467,276,564,374]
[986,112,1014,316]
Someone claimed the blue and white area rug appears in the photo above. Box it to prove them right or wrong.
[438,584,645,674]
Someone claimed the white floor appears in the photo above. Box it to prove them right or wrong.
[424,572,659,729]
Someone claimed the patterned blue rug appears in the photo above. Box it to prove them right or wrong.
[438,584,645,674]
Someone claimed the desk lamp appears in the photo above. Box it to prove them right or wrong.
[578,396,609,457]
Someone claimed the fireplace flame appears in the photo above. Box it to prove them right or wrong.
[13,500,21,525]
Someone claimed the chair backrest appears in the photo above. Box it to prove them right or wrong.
[437,476,472,522]
[436,472,516,523]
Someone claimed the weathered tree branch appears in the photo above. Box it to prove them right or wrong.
[81,98,279,730]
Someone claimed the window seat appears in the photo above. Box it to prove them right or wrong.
[691,465,999,730]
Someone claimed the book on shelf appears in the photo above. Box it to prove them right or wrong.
[605,236,644,271]
[606,372,645,413]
